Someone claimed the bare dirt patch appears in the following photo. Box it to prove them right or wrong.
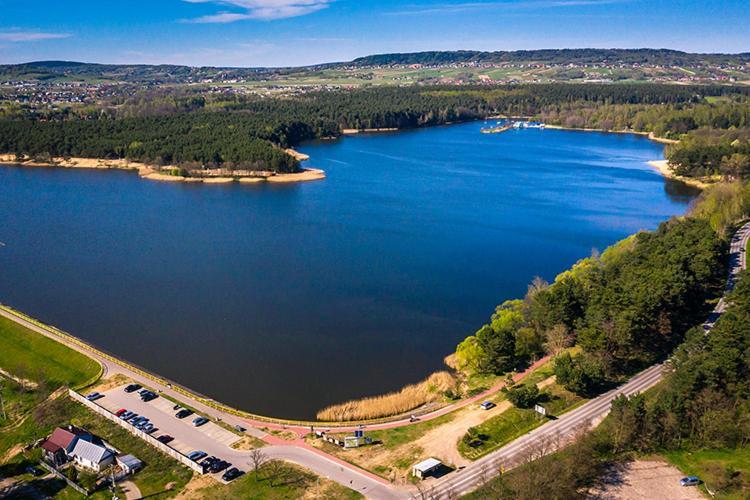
[590,460,704,500]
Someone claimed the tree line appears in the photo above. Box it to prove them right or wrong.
[1,83,747,172]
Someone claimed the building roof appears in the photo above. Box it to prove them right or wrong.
[46,427,78,451]
[40,440,64,454]
[70,439,113,464]
[413,458,442,472]
[116,454,142,469]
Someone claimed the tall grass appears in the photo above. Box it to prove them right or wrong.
[316,371,457,421]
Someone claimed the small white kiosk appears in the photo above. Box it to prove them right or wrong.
[412,458,442,479]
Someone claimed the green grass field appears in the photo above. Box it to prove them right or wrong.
[664,447,750,499]
[188,463,362,499]
[0,315,101,389]
[458,383,585,460]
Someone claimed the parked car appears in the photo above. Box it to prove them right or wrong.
[209,460,230,474]
[222,467,244,482]
[145,426,158,434]
[115,408,127,417]
[176,409,193,419]
[192,417,209,427]
[188,451,207,462]
[126,413,140,422]
[25,466,44,477]
[680,476,701,487]
[173,404,182,411]
[124,384,142,393]
[234,425,247,433]
[480,401,496,410]
[142,423,154,433]
[142,392,159,402]
[119,411,133,420]
[157,435,174,444]
[86,392,104,401]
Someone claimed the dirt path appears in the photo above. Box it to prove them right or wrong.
[590,460,704,500]
[120,480,142,500]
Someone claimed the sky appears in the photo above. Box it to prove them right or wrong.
[0,0,748,68]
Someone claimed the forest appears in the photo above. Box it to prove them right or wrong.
[461,181,750,499]
[1,83,747,172]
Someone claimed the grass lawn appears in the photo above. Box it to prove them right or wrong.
[663,447,750,499]
[0,315,101,390]
[186,463,362,499]
[458,383,585,460]
[0,395,192,498]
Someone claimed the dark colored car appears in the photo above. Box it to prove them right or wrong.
[173,404,182,411]
[192,417,209,427]
[222,468,244,482]
[141,392,159,402]
[176,409,193,419]
[157,435,174,444]
[124,384,142,393]
[26,466,44,477]
[210,461,230,474]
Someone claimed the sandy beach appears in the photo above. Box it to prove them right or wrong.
[0,154,325,185]
[646,160,713,189]
[341,127,399,135]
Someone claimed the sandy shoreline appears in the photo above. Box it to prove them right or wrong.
[544,124,680,144]
[341,128,399,135]
[0,153,325,185]
[646,160,714,189]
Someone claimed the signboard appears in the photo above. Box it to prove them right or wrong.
[534,404,547,416]
[344,436,362,448]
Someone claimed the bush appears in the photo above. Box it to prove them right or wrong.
[507,384,541,409]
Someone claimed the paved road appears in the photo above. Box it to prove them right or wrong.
[422,221,750,499]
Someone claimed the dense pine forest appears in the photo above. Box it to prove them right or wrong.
[1,83,748,172]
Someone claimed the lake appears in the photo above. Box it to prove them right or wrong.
[0,122,699,420]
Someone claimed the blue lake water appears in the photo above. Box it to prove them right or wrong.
[0,122,698,419]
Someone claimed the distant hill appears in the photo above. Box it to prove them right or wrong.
[2,49,748,84]
[349,49,750,67]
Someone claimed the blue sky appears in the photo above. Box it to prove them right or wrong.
[0,0,748,67]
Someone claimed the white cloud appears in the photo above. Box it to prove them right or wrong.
[0,30,71,42]
[386,0,632,16]
[183,0,332,22]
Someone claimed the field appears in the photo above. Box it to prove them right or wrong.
[181,462,362,499]
[0,315,101,390]
[457,380,585,460]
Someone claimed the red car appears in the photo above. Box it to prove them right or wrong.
[115,408,127,416]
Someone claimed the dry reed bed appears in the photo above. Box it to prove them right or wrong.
[316,371,457,421]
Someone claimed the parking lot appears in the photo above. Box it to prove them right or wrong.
[93,385,253,478]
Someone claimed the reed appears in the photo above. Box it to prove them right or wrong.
[316,371,457,422]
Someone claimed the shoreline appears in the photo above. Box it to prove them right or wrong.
[543,124,680,144]
[538,124,714,188]
[646,160,714,189]
[0,153,325,184]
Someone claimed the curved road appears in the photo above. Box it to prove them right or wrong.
[2,222,748,500]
